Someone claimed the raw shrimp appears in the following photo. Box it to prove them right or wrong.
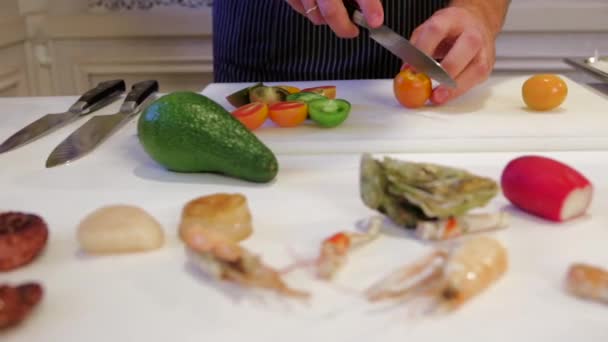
[365,236,508,312]
[565,263,608,305]
[316,216,383,280]
[182,226,309,299]
[415,212,510,241]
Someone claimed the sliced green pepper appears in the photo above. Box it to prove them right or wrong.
[308,98,351,128]
[286,92,327,104]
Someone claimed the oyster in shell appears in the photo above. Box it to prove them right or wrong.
[360,153,499,228]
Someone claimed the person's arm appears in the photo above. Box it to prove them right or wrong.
[450,0,511,36]
[410,0,511,104]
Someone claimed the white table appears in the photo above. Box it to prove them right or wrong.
[1,76,608,341]
[201,75,608,154]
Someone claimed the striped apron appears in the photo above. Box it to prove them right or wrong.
[212,0,449,82]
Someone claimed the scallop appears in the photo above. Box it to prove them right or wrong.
[77,205,164,254]
[179,193,253,243]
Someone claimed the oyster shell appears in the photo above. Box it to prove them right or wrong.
[360,153,499,228]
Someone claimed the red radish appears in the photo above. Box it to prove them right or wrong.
[500,155,593,222]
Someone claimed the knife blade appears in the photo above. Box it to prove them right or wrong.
[0,80,127,154]
[343,1,457,88]
[45,80,159,168]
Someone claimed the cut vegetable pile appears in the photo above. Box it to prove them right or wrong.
[226,83,351,130]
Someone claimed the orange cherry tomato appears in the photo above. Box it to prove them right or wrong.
[231,102,268,130]
[268,101,307,127]
[400,63,417,72]
[522,74,568,111]
[393,67,432,109]
[300,86,337,99]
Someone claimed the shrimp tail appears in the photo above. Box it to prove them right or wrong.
[349,216,383,248]
[365,250,447,302]
[415,212,510,241]
[565,263,608,305]
[439,236,508,311]
[316,216,384,280]
[184,228,310,299]
[224,268,310,299]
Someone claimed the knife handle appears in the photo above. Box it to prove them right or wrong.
[75,80,126,113]
[343,0,369,28]
[343,0,360,18]
[125,80,159,106]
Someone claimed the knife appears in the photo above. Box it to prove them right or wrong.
[0,80,127,154]
[343,0,457,88]
[45,80,159,168]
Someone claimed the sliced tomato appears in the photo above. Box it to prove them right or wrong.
[248,86,289,105]
[231,102,268,130]
[268,101,307,128]
[393,68,432,109]
[299,86,336,99]
[225,82,263,108]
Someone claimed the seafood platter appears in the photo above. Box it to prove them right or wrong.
[1,72,607,341]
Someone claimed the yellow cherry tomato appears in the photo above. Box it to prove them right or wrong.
[277,85,301,94]
[522,74,568,111]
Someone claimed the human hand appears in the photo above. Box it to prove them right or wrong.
[409,5,501,105]
[285,0,384,38]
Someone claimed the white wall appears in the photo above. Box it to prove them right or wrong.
[0,0,20,16]
[16,0,46,14]
[45,0,88,14]
[40,0,212,14]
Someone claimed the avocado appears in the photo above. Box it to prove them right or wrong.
[137,91,278,183]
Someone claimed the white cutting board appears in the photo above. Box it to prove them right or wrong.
[201,75,608,154]
[1,129,608,342]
